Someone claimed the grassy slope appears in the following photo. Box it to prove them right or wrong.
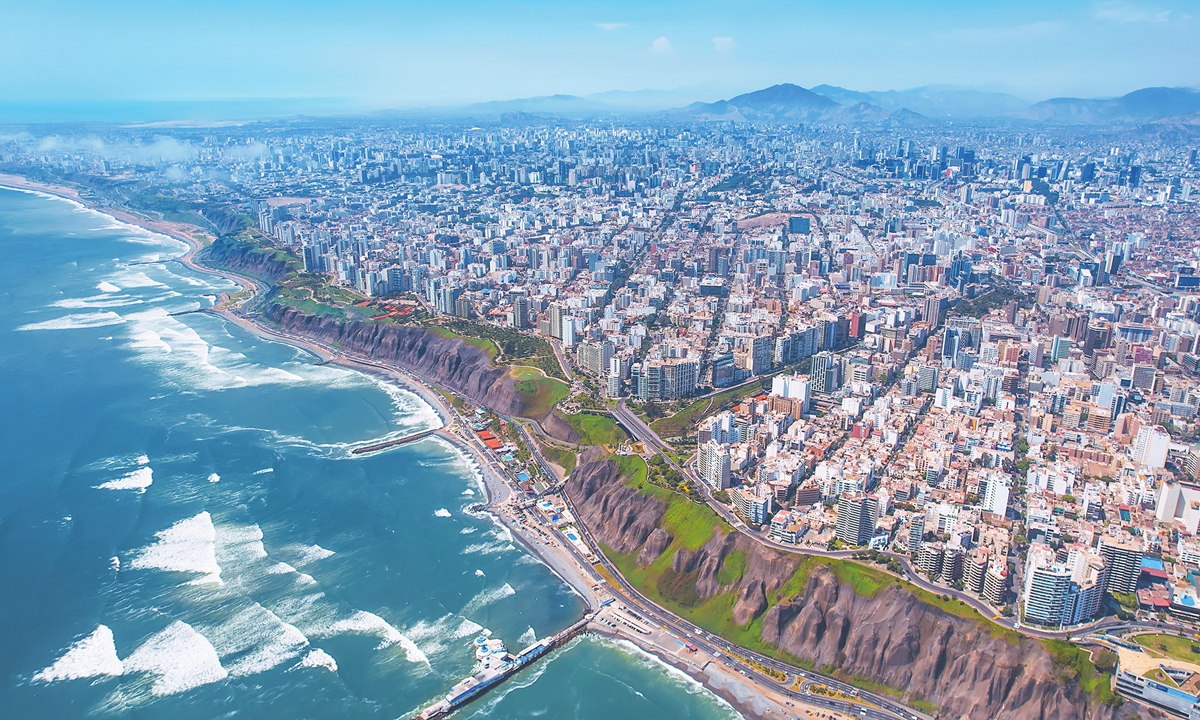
[510,366,569,420]
[649,385,749,440]
[563,412,628,446]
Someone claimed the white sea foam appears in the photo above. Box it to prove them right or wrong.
[295,544,338,568]
[108,270,168,289]
[33,625,124,683]
[518,626,537,646]
[402,615,485,659]
[461,583,516,616]
[460,527,478,535]
[326,611,429,663]
[121,308,307,392]
[130,511,221,584]
[97,466,154,493]
[474,569,486,577]
[253,468,274,475]
[110,557,120,571]
[460,540,515,557]
[130,329,172,353]
[136,454,149,465]
[122,621,227,696]
[53,293,143,309]
[434,508,451,518]
[201,604,309,677]
[295,648,337,673]
[461,489,476,496]
[455,619,484,637]
[18,311,126,331]
[97,281,122,293]
[266,561,297,575]
[207,473,220,483]
[487,525,515,545]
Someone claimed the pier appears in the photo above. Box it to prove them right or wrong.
[413,614,592,720]
[350,428,439,455]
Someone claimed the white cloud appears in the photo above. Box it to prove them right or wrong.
[595,23,627,31]
[650,36,674,56]
[712,36,736,54]
[1092,1,1170,22]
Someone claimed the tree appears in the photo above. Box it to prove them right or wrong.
[1094,650,1117,673]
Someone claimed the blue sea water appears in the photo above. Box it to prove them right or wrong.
[0,187,739,720]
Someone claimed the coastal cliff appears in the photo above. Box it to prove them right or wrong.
[201,236,293,282]
[567,458,1122,720]
[264,304,522,414]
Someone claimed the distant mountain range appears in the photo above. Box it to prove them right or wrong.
[423,82,1200,126]
[1027,87,1200,123]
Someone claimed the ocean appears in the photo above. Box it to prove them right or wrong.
[0,187,739,720]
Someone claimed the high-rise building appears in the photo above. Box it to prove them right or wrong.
[923,296,946,327]
[980,476,1011,516]
[576,341,614,377]
[512,296,529,329]
[835,493,879,546]
[917,364,939,393]
[983,565,1009,606]
[732,484,774,525]
[1100,537,1144,596]
[637,358,699,402]
[1022,552,1074,626]
[964,548,989,595]
[698,440,731,490]
[917,542,945,577]
[1133,426,1170,468]
[811,351,842,394]
[547,303,566,340]
[1051,336,1073,362]
[906,513,925,554]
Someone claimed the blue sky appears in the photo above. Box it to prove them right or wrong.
[0,0,1196,111]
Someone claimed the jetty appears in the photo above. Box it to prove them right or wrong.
[350,428,439,455]
[413,614,593,719]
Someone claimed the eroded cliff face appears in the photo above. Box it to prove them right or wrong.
[264,304,521,414]
[201,237,291,281]
[567,458,1117,720]
[541,411,581,443]
[567,458,664,554]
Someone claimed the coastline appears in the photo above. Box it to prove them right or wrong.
[0,174,607,609]
[0,176,841,720]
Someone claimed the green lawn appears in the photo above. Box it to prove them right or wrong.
[510,366,569,420]
[649,385,750,440]
[1133,634,1200,664]
[564,412,628,446]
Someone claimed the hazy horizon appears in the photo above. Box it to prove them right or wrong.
[2,0,1198,122]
